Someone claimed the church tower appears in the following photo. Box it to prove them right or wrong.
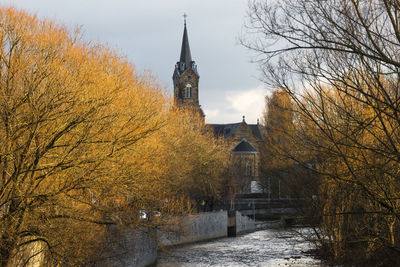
[173,17,204,117]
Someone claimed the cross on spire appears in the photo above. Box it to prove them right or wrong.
[179,13,192,67]
[183,13,187,25]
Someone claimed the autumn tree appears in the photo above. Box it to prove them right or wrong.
[0,7,232,265]
[0,7,207,266]
[244,0,400,264]
[143,108,229,212]
[261,89,294,198]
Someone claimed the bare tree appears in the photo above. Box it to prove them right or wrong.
[244,0,400,264]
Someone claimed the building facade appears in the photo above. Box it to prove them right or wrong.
[209,118,264,194]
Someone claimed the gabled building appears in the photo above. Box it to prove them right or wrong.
[209,117,264,194]
[172,20,264,194]
[209,116,264,151]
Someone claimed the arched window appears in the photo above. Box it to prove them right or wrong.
[185,83,193,98]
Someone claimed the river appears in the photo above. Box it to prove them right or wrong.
[157,228,324,267]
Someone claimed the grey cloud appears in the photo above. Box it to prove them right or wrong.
[6,0,265,123]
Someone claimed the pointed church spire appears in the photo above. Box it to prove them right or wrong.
[179,14,193,71]
[172,15,203,117]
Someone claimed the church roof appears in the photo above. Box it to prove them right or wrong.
[208,122,264,141]
[210,123,241,138]
[232,139,259,153]
[180,23,192,69]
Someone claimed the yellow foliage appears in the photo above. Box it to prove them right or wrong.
[0,7,229,266]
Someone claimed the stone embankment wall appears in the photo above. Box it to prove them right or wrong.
[6,237,48,267]
[100,227,157,267]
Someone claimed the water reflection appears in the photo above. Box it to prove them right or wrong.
[157,228,325,267]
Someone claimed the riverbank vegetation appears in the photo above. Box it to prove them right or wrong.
[0,7,229,266]
[245,0,400,265]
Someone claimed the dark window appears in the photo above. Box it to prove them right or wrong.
[246,162,253,177]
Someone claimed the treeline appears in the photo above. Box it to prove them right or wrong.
[0,7,229,266]
[246,0,400,265]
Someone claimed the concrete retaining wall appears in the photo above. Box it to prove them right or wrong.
[159,211,256,245]
[236,211,256,234]
[15,211,258,267]
[108,211,256,266]
[159,211,228,246]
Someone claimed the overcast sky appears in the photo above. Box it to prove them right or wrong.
[3,0,267,124]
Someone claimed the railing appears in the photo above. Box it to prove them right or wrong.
[226,198,310,220]
[232,198,307,210]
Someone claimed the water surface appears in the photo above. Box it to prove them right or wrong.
[157,228,324,266]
